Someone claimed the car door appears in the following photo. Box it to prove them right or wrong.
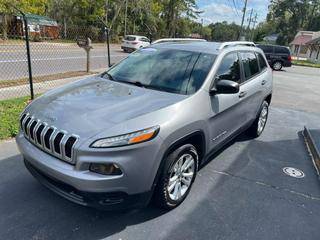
[208,52,244,150]
[238,51,265,124]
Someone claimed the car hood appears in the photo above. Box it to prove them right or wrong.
[26,76,186,138]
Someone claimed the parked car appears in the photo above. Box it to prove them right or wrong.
[121,35,150,52]
[257,44,292,70]
[17,41,273,210]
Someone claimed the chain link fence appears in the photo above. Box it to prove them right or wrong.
[0,14,125,100]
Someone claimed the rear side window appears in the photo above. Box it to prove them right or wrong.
[275,46,290,54]
[187,53,216,94]
[257,53,268,70]
[258,45,273,54]
[240,52,260,79]
[125,36,136,41]
[215,52,241,83]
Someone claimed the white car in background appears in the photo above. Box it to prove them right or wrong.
[121,35,151,52]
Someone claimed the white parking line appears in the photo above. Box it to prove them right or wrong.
[0,54,127,63]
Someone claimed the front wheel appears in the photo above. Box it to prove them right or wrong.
[272,61,283,71]
[247,101,269,138]
[153,144,198,209]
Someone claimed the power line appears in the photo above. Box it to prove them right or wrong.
[232,0,240,17]
[227,0,240,18]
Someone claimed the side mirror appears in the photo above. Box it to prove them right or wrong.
[210,80,239,95]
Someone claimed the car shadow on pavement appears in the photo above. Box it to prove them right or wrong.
[1,132,320,240]
[0,155,167,240]
[165,132,320,240]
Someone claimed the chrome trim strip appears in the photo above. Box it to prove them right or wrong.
[40,123,49,150]
[34,121,43,146]
[25,117,34,139]
[21,114,30,135]
[60,131,68,160]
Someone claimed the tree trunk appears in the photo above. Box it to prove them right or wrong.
[3,14,8,40]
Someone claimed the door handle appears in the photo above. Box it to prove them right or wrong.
[239,91,247,98]
[261,80,266,85]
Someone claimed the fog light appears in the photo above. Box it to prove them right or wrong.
[89,163,122,175]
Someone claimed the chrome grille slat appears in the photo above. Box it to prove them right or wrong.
[60,132,69,159]
[20,114,78,164]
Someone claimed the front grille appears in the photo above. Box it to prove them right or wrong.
[20,113,79,164]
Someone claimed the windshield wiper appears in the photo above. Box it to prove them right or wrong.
[119,80,147,88]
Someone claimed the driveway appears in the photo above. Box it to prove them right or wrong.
[0,65,319,240]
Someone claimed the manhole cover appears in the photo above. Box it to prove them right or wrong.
[283,167,305,178]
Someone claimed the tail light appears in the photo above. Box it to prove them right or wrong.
[131,42,138,45]
[288,55,292,62]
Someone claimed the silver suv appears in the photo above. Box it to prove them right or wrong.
[16,41,272,210]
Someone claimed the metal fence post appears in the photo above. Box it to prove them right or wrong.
[22,14,34,100]
[106,27,111,67]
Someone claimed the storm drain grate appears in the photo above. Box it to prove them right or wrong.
[282,167,305,178]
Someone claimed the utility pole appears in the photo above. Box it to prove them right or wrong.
[124,0,128,36]
[250,13,258,41]
[239,0,248,40]
[105,0,108,24]
[247,9,254,41]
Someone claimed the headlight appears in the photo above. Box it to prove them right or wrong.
[90,126,160,148]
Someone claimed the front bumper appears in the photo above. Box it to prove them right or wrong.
[24,159,152,210]
[16,131,165,209]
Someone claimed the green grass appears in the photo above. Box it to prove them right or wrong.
[292,60,320,68]
[0,96,31,140]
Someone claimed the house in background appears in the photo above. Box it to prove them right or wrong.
[0,13,59,40]
[263,33,279,44]
[289,31,319,59]
[306,34,320,63]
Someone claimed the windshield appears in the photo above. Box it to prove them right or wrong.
[105,48,216,94]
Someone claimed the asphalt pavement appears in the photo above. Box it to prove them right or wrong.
[0,43,127,81]
[0,66,319,240]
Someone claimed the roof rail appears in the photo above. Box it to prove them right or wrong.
[152,38,207,44]
[219,41,256,50]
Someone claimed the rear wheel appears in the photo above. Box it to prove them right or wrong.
[154,144,198,209]
[247,101,269,138]
[272,61,283,71]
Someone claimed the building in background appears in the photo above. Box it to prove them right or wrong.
[0,13,59,40]
[263,34,279,44]
[306,34,320,63]
[290,31,315,59]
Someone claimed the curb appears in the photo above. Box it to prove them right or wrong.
[303,126,320,176]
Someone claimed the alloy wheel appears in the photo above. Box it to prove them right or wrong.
[257,105,268,135]
[167,153,195,201]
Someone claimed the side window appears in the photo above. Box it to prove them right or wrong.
[215,52,241,83]
[275,46,290,54]
[257,53,268,70]
[258,45,273,54]
[240,52,260,80]
[187,53,216,94]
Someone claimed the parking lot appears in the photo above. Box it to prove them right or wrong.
[0,65,319,240]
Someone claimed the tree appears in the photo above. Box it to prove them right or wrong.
[209,21,241,42]
[260,0,320,45]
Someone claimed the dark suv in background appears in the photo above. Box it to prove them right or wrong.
[257,44,292,71]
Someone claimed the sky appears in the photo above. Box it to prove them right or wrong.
[196,0,270,25]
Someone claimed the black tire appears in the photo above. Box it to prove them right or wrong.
[153,144,198,209]
[247,101,269,138]
[272,61,283,71]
